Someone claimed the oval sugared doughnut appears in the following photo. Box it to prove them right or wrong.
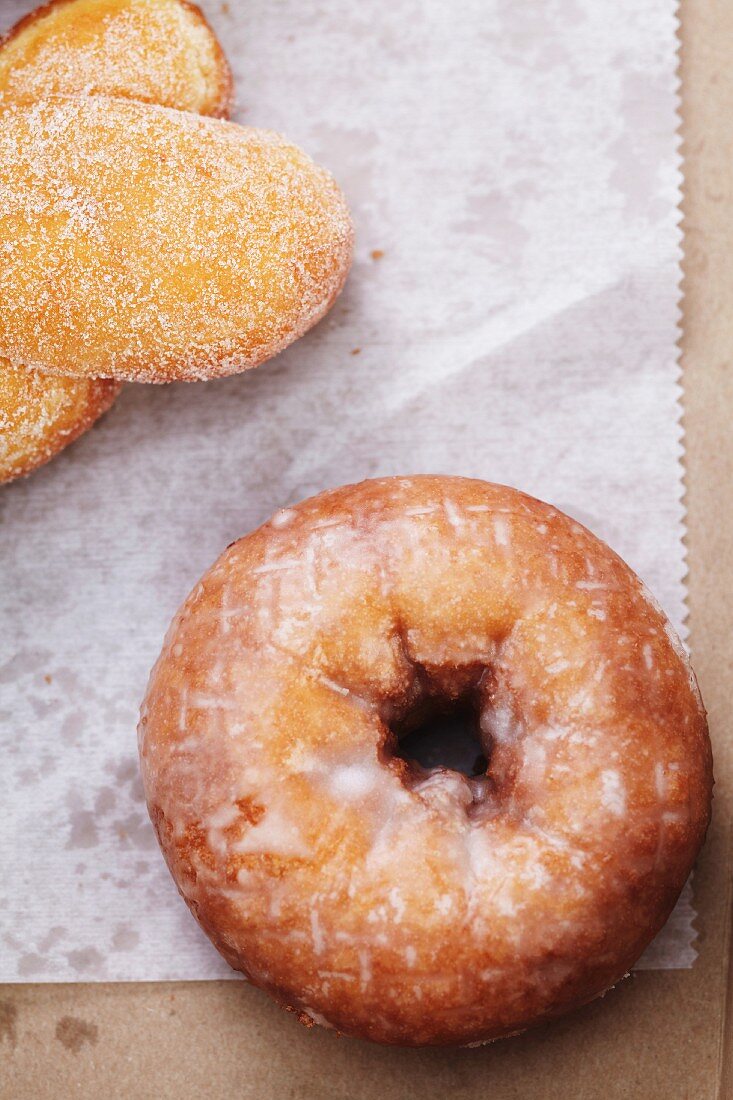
[0,361,119,482]
[0,0,232,117]
[139,476,712,1047]
[0,0,233,481]
[0,96,353,383]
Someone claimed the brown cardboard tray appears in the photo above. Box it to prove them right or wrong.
[1,1,731,1095]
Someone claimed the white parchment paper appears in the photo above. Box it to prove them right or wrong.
[0,0,691,981]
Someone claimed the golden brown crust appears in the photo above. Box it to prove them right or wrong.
[139,476,713,1046]
[0,96,354,383]
[0,361,119,482]
[0,0,233,118]
[177,0,233,118]
[0,0,236,480]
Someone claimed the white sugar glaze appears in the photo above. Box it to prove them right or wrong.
[139,476,712,1046]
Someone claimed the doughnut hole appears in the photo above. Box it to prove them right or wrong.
[391,696,489,779]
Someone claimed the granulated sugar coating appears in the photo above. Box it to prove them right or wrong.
[0,0,232,117]
[0,96,354,382]
[0,361,119,482]
[0,0,232,479]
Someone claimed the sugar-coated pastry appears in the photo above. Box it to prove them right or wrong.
[0,0,233,481]
[0,361,119,482]
[0,96,354,383]
[0,0,232,117]
[139,476,712,1047]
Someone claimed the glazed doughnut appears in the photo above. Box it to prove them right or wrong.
[0,0,232,117]
[0,96,353,382]
[139,476,712,1047]
[0,362,119,482]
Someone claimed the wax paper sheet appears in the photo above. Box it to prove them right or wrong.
[0,0,691,980]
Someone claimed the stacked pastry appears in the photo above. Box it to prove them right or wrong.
[0,0,353,482]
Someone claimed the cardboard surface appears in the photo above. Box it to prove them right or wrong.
[1,0,731,1096]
